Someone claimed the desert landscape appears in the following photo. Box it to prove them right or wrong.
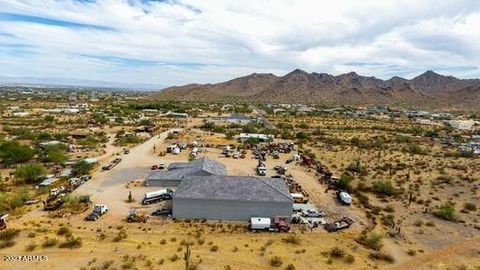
[0,89,479,270]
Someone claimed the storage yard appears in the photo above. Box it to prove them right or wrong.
[1,97,479,270]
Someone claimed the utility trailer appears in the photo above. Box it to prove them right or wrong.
[141,189,174,205]
[249,216,290,232]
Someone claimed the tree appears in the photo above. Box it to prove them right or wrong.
[44,115,55,123]
[225,130,235,140]
[15,164,47,184]
[0,141,35,165]
[244,137,260,145]
[296,131,309,140]
[72,160,93,176]
[337,174,353,191]
[44,150,67,165]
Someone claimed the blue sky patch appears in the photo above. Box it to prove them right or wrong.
[0,12,114,31]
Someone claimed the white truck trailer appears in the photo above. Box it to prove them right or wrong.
[142,189,174,205]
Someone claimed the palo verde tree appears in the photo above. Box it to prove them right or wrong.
[0,141,35,165]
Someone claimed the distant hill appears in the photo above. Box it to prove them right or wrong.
[154,69,480,110]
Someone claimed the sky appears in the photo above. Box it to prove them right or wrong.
[0,0,480,88]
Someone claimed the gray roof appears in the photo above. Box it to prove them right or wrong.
[174,175,293,203]
[147,157,227,181]
[227,114,251,121]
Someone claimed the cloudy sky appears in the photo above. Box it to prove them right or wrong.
[0,0,480,87]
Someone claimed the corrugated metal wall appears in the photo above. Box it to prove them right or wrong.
[145,179,181,187]
[173,198,292,221]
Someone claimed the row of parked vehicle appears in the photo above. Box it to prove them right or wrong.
[102,158,122,170]
[43,175,91,211]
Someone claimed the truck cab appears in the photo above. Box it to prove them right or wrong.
[93,204,109,215]
[257,166,266,176]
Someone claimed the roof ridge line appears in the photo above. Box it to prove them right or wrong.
[255,177,292,201]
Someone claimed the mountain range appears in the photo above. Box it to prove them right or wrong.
[154,69,480,110]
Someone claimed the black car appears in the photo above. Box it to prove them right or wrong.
[84,212,100,221]
[151,209,172,217]
[113,158,122,164]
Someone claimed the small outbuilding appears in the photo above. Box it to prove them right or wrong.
[144,157,227,187]
[173,176,293,221]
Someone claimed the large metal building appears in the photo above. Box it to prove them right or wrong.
[144,157,227,187]
[172,175,293,221]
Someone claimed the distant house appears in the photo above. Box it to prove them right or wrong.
[70,131,89,139]
[239,133,274,142]
[12,112,29,117]
[39,140,66,149]
[448,120,475,130]
[226,114,252,124]
[166,111,188,118]
[63,108,80,114]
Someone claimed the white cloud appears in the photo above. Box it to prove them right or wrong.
[0,0,479,87]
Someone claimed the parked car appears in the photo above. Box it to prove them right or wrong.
[151,208,172,217]
[158,163,166,170]
[337,191,352,205]
[113,158,122,164]
[302,209,326,218]
[151,164,159,170]
[123,149,130,154]
[84,212,100,221]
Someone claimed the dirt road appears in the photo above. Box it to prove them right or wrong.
[73,128,183,218]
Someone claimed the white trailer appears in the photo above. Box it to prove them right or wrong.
[142,189,174,204]
[250,217,271,230]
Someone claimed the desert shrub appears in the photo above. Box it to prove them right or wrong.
[282,234,301,245]
[58,237,82,249]
[0,229,20,242]
[42,237,59,248]
[210,245,219,252]
[344,254,355,264]
[337,174,353,191]
[285,263,296,270]
[25,242,38,252]
[369,251,395,263]
[270,256,283,267]
[113,229,128,242]
[406,144,426,155]
[463,202,477,212]
[0,187,32,212]
[433,202,457,221]
[0,240,15,249]
[329,246,345,258]
[56,226,72,237]
[345,161,365,174]
[372,180,396,196]
[357,233,383,251]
